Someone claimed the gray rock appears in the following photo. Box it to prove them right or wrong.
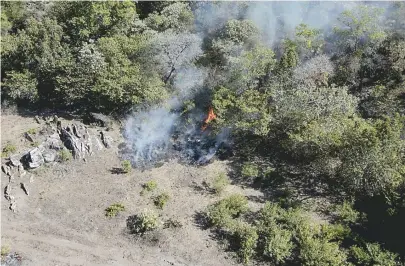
[43,150,57,163]
[45,134,63,150]
[2,164,11,176]
[9,155,22,167]
[100,131,113,148]
[9,200,16,212]
[17,164,26,177]
[60,124,92,159]
[24,148,45,169]
[91,135,104,151]
[24,132,35,142]
[4,184,12,201]
[34,115,41,124]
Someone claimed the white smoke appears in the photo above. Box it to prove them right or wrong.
[123,2,390,168]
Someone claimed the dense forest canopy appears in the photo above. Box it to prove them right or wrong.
[1,1,404,265]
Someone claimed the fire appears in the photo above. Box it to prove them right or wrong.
[201,106,217,131]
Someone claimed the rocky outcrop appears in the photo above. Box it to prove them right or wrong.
[2,119,115,212]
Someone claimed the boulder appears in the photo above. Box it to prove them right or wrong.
[24,148,45,169]
[100,131,113,148]
[9,155,22,167]
[2,164,11,176]
[60,124,92,159]
[43,150,57,163]
[17,164,26,177]
[4,184,12,201]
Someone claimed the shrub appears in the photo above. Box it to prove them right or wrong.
[334,201,360,224]
[154,192,170,209]
[207,194,249,228]
[299,236,347,266]
[105,203,125,217]
[27,128,37,134]
[141,180,158,195]
[121,160,132,173]
[2,142,17,158]
[127,210,159,234]
[59,149,72,161]
[212,172,230,194]
[241,162,259,178]
[164,218,182,229]
[262,223,294,264]
[321,223,351,242]
[232,221,258,264]
[350,243,398,266]
[1,245,10,257]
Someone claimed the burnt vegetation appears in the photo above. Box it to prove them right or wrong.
[1,1,405,265]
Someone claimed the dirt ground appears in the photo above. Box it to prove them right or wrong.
[1,113,263,266]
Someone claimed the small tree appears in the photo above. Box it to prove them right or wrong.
[121,160,132,173]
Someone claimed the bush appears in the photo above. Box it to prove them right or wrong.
[350,243,398,266]
[127,210,159,234]
[105,203,125,217]
[141,180,158,195]
[334,201,361,224]
[241,162,259,178]
[232,221,258,264]
[163,218,182,229]
[1,245,10,257]
[212,172,230,194]
[59,149,72,161]
[207,194,249,228]
[27,128,37,134]
[121,160,132,173]
[262,223,294,264]
[154,192,170,209]
[299,236,347,266]
[2,142,17,158]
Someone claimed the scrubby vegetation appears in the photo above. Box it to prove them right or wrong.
[211,172,230,194]
[121,160,132,173]
[105,203,126,217]
[1,1,404,264]
[127,210,159,234]
[140,180,158,196]
[2,142,17,158]
[58,149,72,162]
[206,200,399,265]
[153,192,170,209]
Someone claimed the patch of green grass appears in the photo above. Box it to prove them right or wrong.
[105,203,126,217]
[2,142,17,158]
[27,128,37,134]
[30,141,40,147]
[1,245,10,256]
[154,192,170,209]
[140,180,158,196]
[59,149,72,162]
[212,172,230,194]
[121,160,132,173]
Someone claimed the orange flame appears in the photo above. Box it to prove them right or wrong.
[202,106,217,131]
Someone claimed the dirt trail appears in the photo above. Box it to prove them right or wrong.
[1,114,259,266]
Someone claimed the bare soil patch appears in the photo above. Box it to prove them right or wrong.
[1,114,262,266]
